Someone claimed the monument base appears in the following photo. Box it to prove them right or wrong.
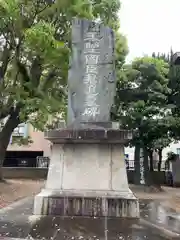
[34,128,139,218]
[34,189,139,218]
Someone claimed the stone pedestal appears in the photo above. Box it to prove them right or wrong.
[33,128,139,218]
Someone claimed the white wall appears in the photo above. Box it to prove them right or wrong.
[162,142,180,160]
[125,141,180,161]
[125,147,135,160]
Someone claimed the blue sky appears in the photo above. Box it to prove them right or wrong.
[120,0,180,62]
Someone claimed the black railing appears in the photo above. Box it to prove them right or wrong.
[3,156,50,168]
[3,157,37,167]
[36,156,50,168]
[3,156,168,171]
[126,160,167,171]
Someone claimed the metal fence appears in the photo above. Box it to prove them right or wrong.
[3,156,50,168]
[3,155,168,171]
[126,160,167,171]
[3,157,37,167]
[36,156,50,168]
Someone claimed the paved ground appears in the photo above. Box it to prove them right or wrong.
[0,180,44,208]
[130,185,180,213]
[0,197,180,239]
[2,180,180,212]
[1,180,180,239]
[1,180,180,206]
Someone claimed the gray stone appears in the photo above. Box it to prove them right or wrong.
[44,128,133,144]
[34,18,138,219]
[34,143,139,218]
[67,18,116,126]
[36,195,138,217]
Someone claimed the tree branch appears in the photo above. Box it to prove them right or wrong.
[41,68,57,91]
[16,60,31,89]
[30,57,42,87]
[0,44,12,83]
[0,105,21,148]
[0,106,14,120]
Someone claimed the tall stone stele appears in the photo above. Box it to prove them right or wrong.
[33,18,139,218]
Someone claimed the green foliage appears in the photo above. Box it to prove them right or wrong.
[113,56,170,150]
[113,50,180,163]
[92,0,121,26]
[153,51,180,140]
[12,136,33,146]
[0,0,128,144]
[153,137,171,151]
[115,32,128,70]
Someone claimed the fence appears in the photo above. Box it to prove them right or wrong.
[2,158,169,185]
[4,156,168,171]
[126,160,167,171]
[36,156,50,168]
[3,157,37,167]
[1,167,167,185]
[3,156,50,168]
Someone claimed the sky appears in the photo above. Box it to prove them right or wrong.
[120,0,180,62]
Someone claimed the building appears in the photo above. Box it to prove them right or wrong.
[125,142,180,169]
[161,142,180,160]
[5,119,180,168]
[4,123,51,167]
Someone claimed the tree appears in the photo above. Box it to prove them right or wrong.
[152,137,171,171]
[152,51,180,139]
[0,0,128,180]
[112,56,170,185]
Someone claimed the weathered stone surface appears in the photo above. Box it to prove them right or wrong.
[35,18,137,219]
[34,143,139,218]
[45,128,132,144]
[67,18,116,125]
[36,195,139,218]
[44,144,130,191]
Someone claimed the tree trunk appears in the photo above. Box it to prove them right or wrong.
[144,148,153,186]
[134,144,140,185]
[0,109,21,180]
[149,150,154,172]
[158,149,162,172]
[0,144,8,181]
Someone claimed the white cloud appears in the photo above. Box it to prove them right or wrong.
[120,0,180,61]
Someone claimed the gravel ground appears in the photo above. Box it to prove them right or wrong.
[130,185,180,199]
[0,179,44,208]
[1,180,180,213]
[130,184,180,213]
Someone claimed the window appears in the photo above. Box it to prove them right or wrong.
[19,126,25,134]
[177,148,180,155]
[13,125,25,136]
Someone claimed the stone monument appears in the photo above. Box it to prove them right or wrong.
[33,18,139,218]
